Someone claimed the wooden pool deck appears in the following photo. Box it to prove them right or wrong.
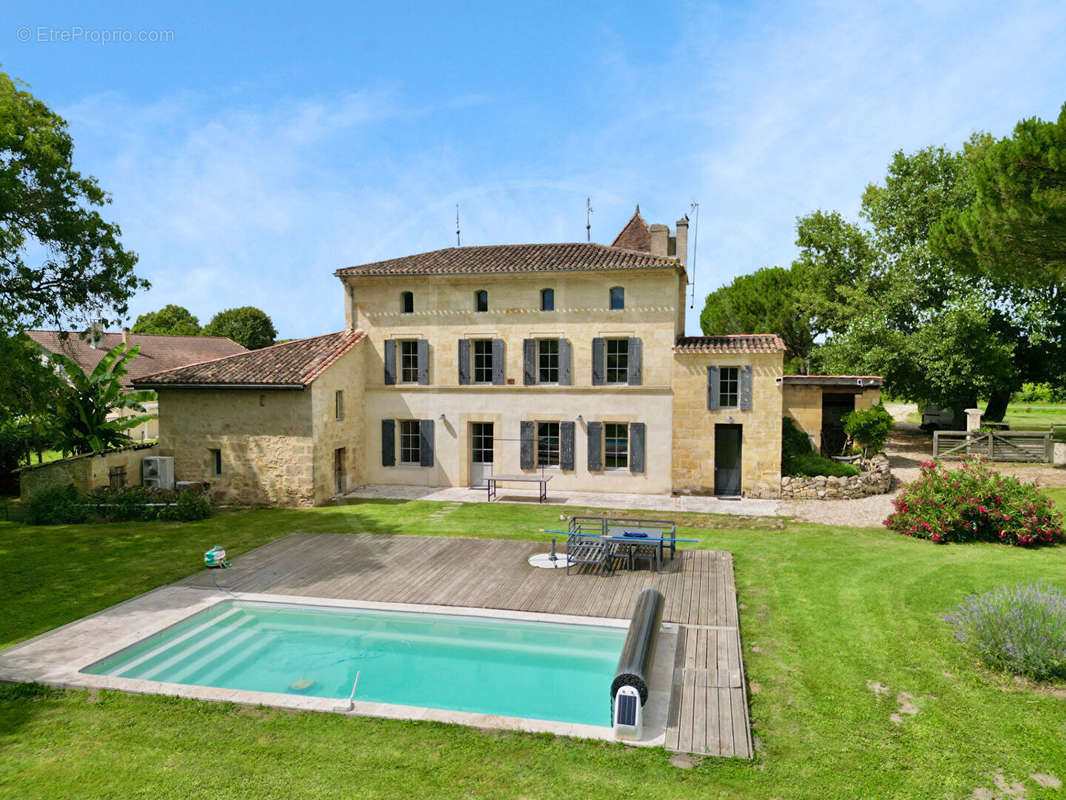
[179,533,752,758]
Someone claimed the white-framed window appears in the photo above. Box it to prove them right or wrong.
[719,366,740,408]
[609,286,624,310]
[473,339,493,383]
[604,423,628,469]
[606,339,629,384]
[335,390,344,420]
[399,420,421,465]
[538,339,558,383]
[400,340,419,383]
[537,421,560,467]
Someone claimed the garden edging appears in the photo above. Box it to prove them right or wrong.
[780,455,892,500]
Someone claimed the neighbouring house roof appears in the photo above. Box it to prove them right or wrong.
[334,242,678,278]
[16,441,158,473]
[611,207,652,252]
[673,335,787,354]
[132,330,366,389]
[24,330,248,388]
[782,375,884,387]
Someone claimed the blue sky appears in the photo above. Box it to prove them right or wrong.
[6,0,1066,337]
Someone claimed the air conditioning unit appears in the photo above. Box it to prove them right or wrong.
[142,456,175,490]
[612,685,643,740]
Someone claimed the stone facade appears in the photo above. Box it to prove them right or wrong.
[19,443,159,500]
[779,455,892,499]
[783,382,883,452]
[309,346,366,503]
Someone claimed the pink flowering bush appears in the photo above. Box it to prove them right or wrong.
[885,458,1064,547]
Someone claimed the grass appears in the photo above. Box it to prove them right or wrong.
[906,402,1066,439]
[2,502,1066,799]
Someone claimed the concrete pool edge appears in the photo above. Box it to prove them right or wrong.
[0,586,678,747]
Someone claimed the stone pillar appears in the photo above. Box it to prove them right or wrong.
[965,408,982,432]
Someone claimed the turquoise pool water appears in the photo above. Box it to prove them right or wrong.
[83,600,626,727]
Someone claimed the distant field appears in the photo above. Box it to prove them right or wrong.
[906,403,1066,439]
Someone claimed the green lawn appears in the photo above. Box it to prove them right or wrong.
[907,402,1066,438]
[2,502,1066,799]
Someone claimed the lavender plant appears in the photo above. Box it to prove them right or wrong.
[945,582,1066,681]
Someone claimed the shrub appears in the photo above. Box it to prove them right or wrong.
[157,491,212,521]
[787,452,861,478]
[1013,382,1066,404]
[87,486,212,522]
[945,582,1066,681]
[26,484,90,525]
[782,416,813,471]
[885,458,1064,546]
[843,403,894,457]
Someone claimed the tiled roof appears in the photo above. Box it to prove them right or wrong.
[335,242,677,277]
[674,335,787,354]
[132,331,366,388]
[24,330,247,387]
[611,208,652,252]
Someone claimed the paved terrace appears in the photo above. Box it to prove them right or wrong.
[179,533,753,758]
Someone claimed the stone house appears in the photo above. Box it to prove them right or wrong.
[25,328,247,440]
[134,209,880,505]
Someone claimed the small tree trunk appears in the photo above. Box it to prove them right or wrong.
[983,390,1011,423]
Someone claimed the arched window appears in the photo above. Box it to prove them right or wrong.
[609,286,625,310]
[475,290,488,312]
[401,291,414,314]
[540,288,555,311]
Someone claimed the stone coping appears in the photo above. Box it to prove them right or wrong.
[0,587,677,748]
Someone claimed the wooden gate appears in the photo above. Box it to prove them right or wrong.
[932,430,1052,462]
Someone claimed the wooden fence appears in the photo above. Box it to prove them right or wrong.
[932,430,1052,462]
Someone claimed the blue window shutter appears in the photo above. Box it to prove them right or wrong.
[628,338,643,386]
[458,339,470,385]
[708,366,720,410]
[417,339,430,385]
[629,422,645,473]
[740,365,753,411]
[560,421,575,470]
[492,339,506,385]
[592,338,605,385]
[558,339,572,385]
[384,340,396,385]
[523,339,536,385]
[587,421,603,471]
[419,419,434,467]
[381,419,395,466]
[520,421,535,469]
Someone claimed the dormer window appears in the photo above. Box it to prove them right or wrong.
[540,288,554,311]
[401,291,414,314]
[475,290,488,312]
[609,286,625,310]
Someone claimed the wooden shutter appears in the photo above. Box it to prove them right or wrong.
[558,339,572,385]
[384,340,396,386]
[458,339,471,385]
[523,339,536,385]
[520,421,535,469]
[707,365,720,410]
[592,338,605,385]
[417,339,430,385]
[381,419,395,466]
[740,365,753,411]
[492,339,506,385]
[629,422,645,473]
[560,421,575,470]
[587,421,603,471]
[419,419,434,467]
[627,338,643,385]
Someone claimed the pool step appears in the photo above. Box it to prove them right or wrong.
[122,612,259,681]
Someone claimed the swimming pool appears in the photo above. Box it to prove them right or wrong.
[82,600,627,727]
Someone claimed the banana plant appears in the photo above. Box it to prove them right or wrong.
[49,343,157,454]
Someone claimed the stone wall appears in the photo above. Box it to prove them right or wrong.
[779,455,892,499]
[156,388,315,506]
[310,345,366,503]
[671,351,784,498]
[19,443,159,500]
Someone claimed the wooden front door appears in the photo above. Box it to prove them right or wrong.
[714,424,742,497]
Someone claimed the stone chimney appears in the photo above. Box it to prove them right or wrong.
[122,327,130,346]
[673,216,688,268]
[649,224,669,257]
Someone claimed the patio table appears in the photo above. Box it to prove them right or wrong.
[485,474,551,502]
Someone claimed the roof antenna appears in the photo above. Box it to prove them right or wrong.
[455,203,461,247]
[586,196,593,242]
[688,201,700,309]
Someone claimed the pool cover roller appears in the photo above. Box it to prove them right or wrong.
[611,588,664,707]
